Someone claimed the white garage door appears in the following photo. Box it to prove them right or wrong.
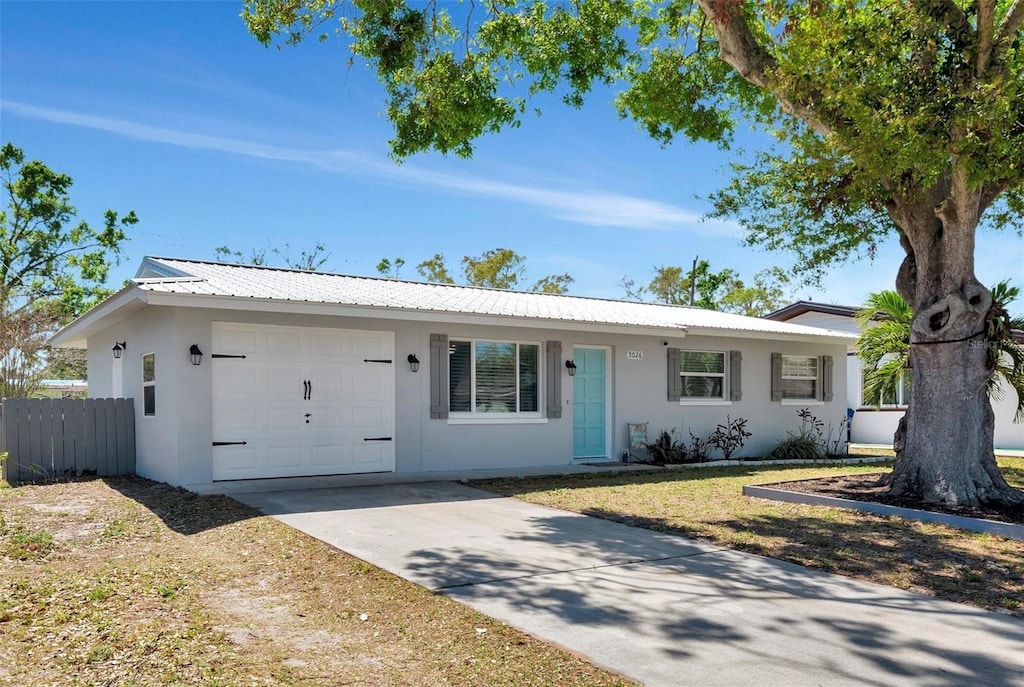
[211,323,395,481]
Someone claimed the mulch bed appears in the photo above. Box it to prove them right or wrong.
[769,473,1024,526]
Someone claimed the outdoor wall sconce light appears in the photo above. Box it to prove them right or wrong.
[189,344,203,366]
[407,354,420,373]
[112,341,127,359]
[565,359,578,376]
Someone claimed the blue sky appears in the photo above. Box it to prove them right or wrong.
[2,1,1021,306]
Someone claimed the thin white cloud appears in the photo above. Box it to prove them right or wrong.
[3,100,740,236]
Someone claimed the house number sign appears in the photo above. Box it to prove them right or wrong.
[625,351,644,360]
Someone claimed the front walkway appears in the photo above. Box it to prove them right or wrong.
[233,482,1024,687]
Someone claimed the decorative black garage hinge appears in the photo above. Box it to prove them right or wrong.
[362,359,392,364]
[211,354,247,359]
[212,441,248,446]
[362,436,393,441]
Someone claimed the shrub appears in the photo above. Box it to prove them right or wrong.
[769,432,824,460]
[707,416,752,460]
[769,408,850,460]
[643,429,686,465]
[685,430,712,463]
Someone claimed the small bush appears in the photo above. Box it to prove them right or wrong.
[769,432,824,460]
[769,408,850,460]
[708,416,752,460]
[685,430,712,463]
[644,429,686,465]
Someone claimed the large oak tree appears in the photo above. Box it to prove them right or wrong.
[243,1,1024,506]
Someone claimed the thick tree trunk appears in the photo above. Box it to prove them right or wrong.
[887,179,1023,508]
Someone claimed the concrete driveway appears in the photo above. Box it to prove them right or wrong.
[232,482,1024,687]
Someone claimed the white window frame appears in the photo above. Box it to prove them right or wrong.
[142,352,156,417]
[678,349,730,405]
[780,354,818,403]
[447,338,543,419]
[859,366,910,409]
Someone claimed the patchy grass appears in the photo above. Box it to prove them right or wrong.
[0,478,633,687]
[475,458,1024,617]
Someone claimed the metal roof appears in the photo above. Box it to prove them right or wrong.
[126,257,854,340]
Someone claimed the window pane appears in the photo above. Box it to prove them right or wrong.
[781,379,816,399]
[900,372,912,406]
[782,356,817,378]
[449,341,471,412]
[680,351,724,374]
[475,342,516,413]
[682,376,724,398]
[143,385,155,416]
[518,344,539,412]
[143,353,156,382]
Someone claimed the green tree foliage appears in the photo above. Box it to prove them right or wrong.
[376,257,406,278]
[414,253,455,284]
[855,290,914,408]
[1,143,136,395]
[1,143,137,318]
[858,284,1024,422]
[214,241,330,271]
[623,261,788,316]
[245,1,1024,505]
[402,248,573,293]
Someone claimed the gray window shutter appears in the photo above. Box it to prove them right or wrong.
[429,334,449,419]
[771,352,783,401]
[729,350,742,402]
[545,340,563,418]
[821,355,834,402]
[667,347,681,401]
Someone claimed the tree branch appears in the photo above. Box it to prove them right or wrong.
[911,0,973,41]
[997,0,1024,45]
[976,0,996,75]
[696,0,832,136]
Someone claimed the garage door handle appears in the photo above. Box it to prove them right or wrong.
[363,437,392,442]
[303,380,311,400]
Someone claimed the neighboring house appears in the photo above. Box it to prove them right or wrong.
[766,301,1024,450]
[38,379,88,399]
[49,257,855,489]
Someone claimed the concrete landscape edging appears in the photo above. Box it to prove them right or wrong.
[743,484,1024,542]
[661,456,891,469]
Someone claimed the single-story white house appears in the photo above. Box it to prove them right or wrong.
[49,257,856,489]
[766,301,1024,450]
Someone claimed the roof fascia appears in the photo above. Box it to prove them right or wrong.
[765,301,858,321]
[49,286,149,349]
[685,326,857,345]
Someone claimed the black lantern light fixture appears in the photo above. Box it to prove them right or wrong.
[407,353,420,373]
[189,344,203,366]
[565,359,577,376]
[112,341,127,359]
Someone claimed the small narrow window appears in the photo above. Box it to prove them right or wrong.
[142,353,156,416]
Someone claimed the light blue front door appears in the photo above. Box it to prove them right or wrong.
[573,348,607,459]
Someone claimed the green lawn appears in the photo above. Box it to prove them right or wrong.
[475,458,1024,616]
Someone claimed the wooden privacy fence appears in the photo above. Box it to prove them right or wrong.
[0,398,136,483]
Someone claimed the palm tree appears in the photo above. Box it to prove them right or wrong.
[857,282,1024,423]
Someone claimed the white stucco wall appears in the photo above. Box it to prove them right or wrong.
[87,304,850,487]
[782,310,1024,450]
